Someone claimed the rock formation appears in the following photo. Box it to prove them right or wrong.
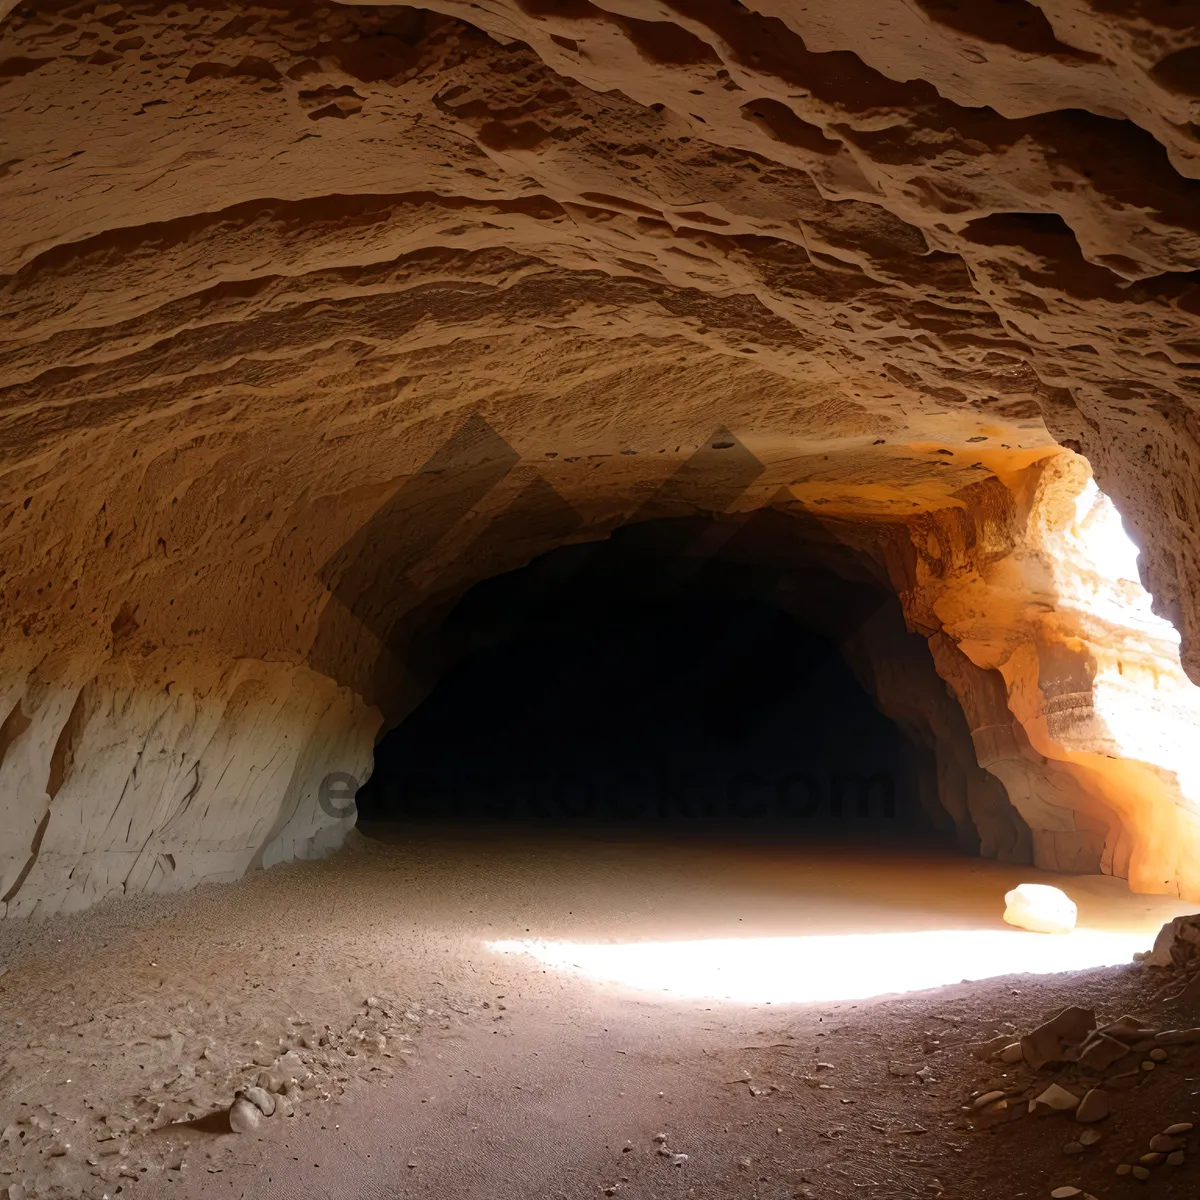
[2,0,1200,914]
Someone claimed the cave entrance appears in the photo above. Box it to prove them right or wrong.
[357,514,974,853]
[349,511,1189,1002]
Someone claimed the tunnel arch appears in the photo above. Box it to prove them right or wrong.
[6,0,1200,919]
[354,512,1028,856]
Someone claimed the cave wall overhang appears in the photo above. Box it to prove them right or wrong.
[3,0,1200,913]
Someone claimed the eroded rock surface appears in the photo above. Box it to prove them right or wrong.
[2,0,1200,912]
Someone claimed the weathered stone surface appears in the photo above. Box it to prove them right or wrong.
[4,0,1200,913]
[1075,1089,1111,1124]
[1022,1007,1096,1072]
[1031,1083,1081,1117]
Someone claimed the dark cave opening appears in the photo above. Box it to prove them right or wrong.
[356,517,962,848]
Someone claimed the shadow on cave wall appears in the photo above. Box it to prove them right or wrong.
[355,523,958,847]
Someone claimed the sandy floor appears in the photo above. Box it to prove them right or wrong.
[1,826,1198,1200]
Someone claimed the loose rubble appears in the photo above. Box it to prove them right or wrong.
[0,992,459,1194]
[967,914,1200,1195]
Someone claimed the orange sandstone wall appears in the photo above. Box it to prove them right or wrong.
[3,0,1200,911]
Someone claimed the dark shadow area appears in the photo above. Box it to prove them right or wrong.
[357,518,957,847]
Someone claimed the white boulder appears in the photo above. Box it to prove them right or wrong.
[1003,883,1077,935]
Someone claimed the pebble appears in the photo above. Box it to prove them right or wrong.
[998,1043,1024,1064]
[1165,1122,1194,1135]
[241,1087,275,1117]
[1132,1166,1151,1180]
[972,1090,1007,1110]
[1150,1047,1168,1062]
[1168,1151,1186,1166]
[1063,1142,1084,1156]
[1140,1152,1165,1166]
[1149,1134,1183,1153]
[1050,1189,1083,1198]
[1074,1088,1110,1123]
[1116,1164,1131,1176]
[1141,1060,1156,1071]
[1079,1130,1102,1147]
[228,1098,261,1135]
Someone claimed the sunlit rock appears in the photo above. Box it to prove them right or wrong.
[1004,884,1078,935]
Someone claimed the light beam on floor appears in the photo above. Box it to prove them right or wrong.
[487,927,1152,1004]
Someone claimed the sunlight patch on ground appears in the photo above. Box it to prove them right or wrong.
[487,928,1149,1004]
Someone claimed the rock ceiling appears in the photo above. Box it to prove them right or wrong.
[2,0,1200,913]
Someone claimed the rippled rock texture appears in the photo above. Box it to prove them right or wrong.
[2,0,1199,913]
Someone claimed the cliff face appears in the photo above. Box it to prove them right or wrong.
[2,0,1199,914]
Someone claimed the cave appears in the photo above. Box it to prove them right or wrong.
[357,518,953,845]
[4,0,1200,1196]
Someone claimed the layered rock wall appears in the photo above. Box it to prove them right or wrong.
[3,0,1200,912]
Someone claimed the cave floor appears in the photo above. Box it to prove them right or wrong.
[2,829,1199,1200]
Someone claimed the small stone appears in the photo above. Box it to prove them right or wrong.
[998,1042,1024,1064]
[1063,1141,1084,1155]
[1116,1163,1131,1175]
[1077,1032,1131,1071]
[1149,1134,1183,1153]
[1165,1122,1195,1135]
[815,1062,835,1072]
[1032,1083,1081,1116]
[1022,1007,1096,1071]
[671,1154,688,1166]
[1140,1152,1165,1166]
[972,1090,1007,1110]
[1050,1189,1083,1198]
[228,1097,261,1134]
[1168,1151,1185,1166]
[1003,883,1077,934]
[272,1050,307,1085]
[974,1098,1009,1127]
[652,1132,667,1143]
[1141,1060,1156,1071]
[274,1095,294,1118]
[241,1087,275,1117]
[1079,1129,1102,1146]
[1074,1088,1110,1123]
[1132,1166,1151,1180]
[1150,1047,1168,1062]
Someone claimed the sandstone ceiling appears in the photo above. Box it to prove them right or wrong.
[2,0,1200,915]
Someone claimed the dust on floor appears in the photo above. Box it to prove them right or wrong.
[1,827,1197,1199]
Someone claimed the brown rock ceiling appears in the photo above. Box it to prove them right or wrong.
[1,0,1200,914]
